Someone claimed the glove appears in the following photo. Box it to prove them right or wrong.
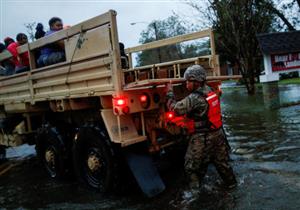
[165,83,175,100]
[166,90,175,100]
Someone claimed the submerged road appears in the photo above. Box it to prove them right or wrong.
[1,84,300,210]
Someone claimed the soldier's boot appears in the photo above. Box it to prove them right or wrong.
[218,168,237,190]
[181,174,200,204]
[0,146,6,163]
[225,174,237,189]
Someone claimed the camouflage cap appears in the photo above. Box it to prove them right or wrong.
[184,65,206,82]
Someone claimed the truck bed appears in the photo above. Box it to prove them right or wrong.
[0,11,123,112]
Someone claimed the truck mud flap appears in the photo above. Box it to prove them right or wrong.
[125,152,165,197]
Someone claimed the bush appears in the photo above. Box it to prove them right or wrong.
[279,71,299,80]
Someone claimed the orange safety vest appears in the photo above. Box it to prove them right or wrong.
[166,91,222,134]
[205,91,223,130]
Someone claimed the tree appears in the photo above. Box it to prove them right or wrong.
[136,16,185,66]
[24,22,36,42]
[188,0,299,94]
[188,0,279,94]
[136,15,208,66]
[267,0,300,31]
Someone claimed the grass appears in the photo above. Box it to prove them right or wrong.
[279,77,300,85]
[221,80,236,83]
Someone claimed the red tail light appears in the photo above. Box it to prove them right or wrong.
[140,95,147,102]
[140,93,150,109]
[113,97,127,107]
[117,99,125,106]
[122,107,129,114]
[113,96,129,115]
[166,111,175,119]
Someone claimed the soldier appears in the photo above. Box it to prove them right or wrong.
[166,65,237,201]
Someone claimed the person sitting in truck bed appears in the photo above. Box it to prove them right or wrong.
[37,17,65,67]
[35,23,46,40]
[0,43,15,76]
[119,42,129,69]
[4,37,15,48]
[7,33,30,74]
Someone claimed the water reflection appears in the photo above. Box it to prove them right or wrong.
[1,84,300,210]
[222,86,300,162]
[279,84,300,104]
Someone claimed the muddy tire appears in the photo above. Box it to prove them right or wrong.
[35,124,71,179]
[72,125,117,193]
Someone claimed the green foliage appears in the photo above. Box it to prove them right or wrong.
[136,15,210,66]
[279,71,299,80]
[213,0,276,93]
[188,0,299,94]
[188,0,277,94]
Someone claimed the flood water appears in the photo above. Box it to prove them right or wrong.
[0,84,300,210]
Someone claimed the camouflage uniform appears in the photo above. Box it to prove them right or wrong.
[166,65,236,190]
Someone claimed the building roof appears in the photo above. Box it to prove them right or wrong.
[257,30,300,54]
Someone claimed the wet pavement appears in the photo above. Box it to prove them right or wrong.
[1,84,300,210]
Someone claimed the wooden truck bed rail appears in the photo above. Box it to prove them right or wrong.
[0,10,122,110]
[123,28,221,88]
[0,10,235,152]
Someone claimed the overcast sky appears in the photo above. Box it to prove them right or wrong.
[0,0,198,48]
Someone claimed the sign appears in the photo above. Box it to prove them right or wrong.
[271,52,300,72]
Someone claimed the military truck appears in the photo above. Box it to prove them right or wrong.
[0,10,226,197]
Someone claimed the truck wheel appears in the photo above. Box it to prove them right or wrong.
[35,125,69,179]
[72,125,117,192]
